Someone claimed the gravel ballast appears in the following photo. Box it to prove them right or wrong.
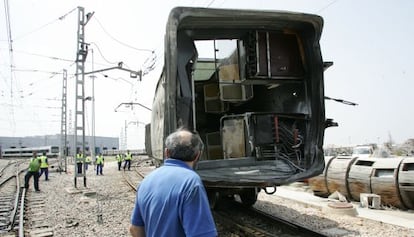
[36,160,414,237]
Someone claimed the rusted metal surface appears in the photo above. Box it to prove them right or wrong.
[308,156,335,197]
[347,157,378,201]
[371,158,404,208]
[326,156,357,197]
[222,118,246,158]
[399,158,414,209]
[309,156,414,209]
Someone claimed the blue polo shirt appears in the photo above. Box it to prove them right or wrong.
[131,158,217,237]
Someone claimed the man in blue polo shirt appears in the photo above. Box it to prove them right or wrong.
[130,128,217,237]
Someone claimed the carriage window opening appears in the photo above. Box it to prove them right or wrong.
[193,39,241,81]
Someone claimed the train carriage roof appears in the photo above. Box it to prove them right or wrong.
[166,7,323,38]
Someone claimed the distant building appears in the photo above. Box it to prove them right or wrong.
[0,134,119,156]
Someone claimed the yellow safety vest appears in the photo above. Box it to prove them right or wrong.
[76,153,84,163]
[96,155,104,165]
[29,157,41,172]
[85,156,92,164]
[125,153,132,160]
[39,155,48,168]
[116,154,123,162]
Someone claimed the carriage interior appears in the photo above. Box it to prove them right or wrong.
[174,26,321,187]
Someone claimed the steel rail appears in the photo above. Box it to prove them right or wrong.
[19,188,26,236]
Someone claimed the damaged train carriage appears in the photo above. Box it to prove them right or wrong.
[147,7,334,206]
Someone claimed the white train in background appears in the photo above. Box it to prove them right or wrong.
[0,145,59,159]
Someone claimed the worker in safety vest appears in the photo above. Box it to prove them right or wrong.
[124,150,132,171]
[38,152,49,181]
[116,154,123,171]
[96,153,104,175]
[85,155,92,171]
[76,152,84,174]
[24,151,41,192]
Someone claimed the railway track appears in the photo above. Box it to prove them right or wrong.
[214,199,327,237]
[122,156,155,191]
[0,160,54,237]
[23,190,54,237]
[0,161,24,235]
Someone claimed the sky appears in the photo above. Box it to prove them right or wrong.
[1,0,413,149]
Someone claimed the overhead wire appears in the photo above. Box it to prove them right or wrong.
[11,65,73,97]
[134,0,224,79]
[3,0,13,65]
[11,65,69,106]
[2,5,77,101]
[1,6,78,136]
[3,3,219,136]
[7,48,110,71]
[213,0,227,8]
[12,7,77,41]
[138,0,221,76]
[93,17,154,53]
[12,68,68,75]
[88,41,156,79]
[3,0,16,133]
[206,0,216,7]
[0,70,10,89]
[90,17,158,77]
[100,74,135,99]
[89,42,119,65]
[11,49,74,63]
[314,0,340,14]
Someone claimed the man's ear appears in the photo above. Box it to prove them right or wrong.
[193,151,201,161]
[164,148,170,158]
